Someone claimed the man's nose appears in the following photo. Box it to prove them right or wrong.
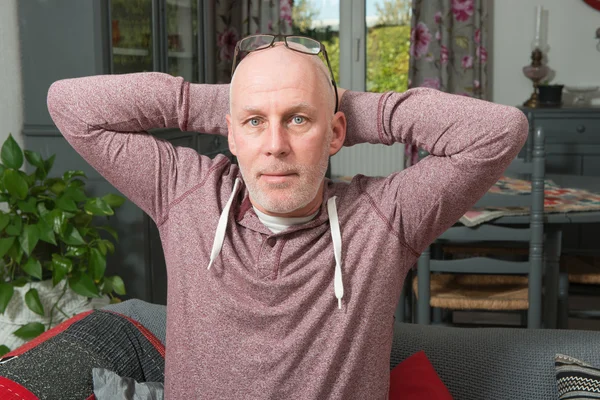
[265,121,290,157]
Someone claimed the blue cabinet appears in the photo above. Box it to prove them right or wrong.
[521,107,600,253]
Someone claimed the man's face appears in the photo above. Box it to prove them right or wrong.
[227,44,344,217]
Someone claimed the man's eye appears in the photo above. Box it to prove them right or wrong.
[249,118,260,127]
[292,116,305,124]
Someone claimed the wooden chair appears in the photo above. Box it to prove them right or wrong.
[412,126,546,328]
[558,253,600,324]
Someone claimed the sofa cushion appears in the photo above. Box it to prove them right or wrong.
[0,310,165,399]
[93,368,164,400]
[389,350,453,400]
[556,353,600,399]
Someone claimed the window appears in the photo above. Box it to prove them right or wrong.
[295,0,410,177]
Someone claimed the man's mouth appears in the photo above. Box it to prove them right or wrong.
[260,172,298,184]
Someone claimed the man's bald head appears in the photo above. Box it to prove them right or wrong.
[229,43,336,116]
[225,40,346,218]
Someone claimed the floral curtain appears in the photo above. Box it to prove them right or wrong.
[406,0,490,166]
[215,0,293,84]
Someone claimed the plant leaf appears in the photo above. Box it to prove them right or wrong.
[49,180,66,195]
[17,197,37,214]
[0,213,10,231]
[51,254,71,286]
[11,277,28,287]
[104,240,115,255]
[4,169,29,200]
[101,277,113,294]
[22,257,42,280]
[0,237,15,258]
[89,248,106,282]
[44,155,56,176]
[34,167,48,181]
[45,209,68,235]
[84,198,114,216]
[102,194,125,208]
[51,254,72,272]
[109,276,126,296]
[22,171,35,188]
[65,246,86,257]
[0,345,9,357]
[64,186,87,202]
[20,224,40,257]
[56,195,77,212]
[63,170,86,181]
[5,217,22,236]
[98,226,118,241]
[1,134,23,170]
[36,217,56,246]
[24,150,44,168]
[13,322,45,340]
[7,241,23,264]
[0,283,14,314]
[97,240,107,255]
[69,179,85,188]
[24,288,44,316]
[73,213,93,227]
[61,225,86,246]
[36,201,49,217]
[69,272,100,298]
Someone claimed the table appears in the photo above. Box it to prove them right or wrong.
[477,174,600,329]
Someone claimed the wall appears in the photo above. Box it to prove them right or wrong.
[0,0,23,147]
[493,0,600,106]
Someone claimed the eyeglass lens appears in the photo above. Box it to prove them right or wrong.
[239,35,273,52]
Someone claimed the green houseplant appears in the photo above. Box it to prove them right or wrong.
[0,134,126,356]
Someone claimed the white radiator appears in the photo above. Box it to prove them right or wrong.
[330,143,405,178]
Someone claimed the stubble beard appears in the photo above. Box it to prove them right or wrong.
[240,138,331,215]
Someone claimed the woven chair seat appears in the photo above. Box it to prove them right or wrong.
[413,274,529,311]
[561,255,600,285]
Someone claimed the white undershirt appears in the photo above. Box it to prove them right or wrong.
[253,207,318,234]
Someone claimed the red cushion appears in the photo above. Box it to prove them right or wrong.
[0,376,38,400]
[389,351,453,400]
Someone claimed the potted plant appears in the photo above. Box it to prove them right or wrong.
[0,134,126,356]
[538,80,564,107]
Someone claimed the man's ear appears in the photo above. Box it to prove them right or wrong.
[226,114,237,156]
[329,111,346,156]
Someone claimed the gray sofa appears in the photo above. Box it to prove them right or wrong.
[3,299,595,399]
[390,322,600,399]
[105,300,598,400]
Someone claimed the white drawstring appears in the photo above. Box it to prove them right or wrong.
[207,181,344,310]
[327,196,344,309]
[208,178,241,270]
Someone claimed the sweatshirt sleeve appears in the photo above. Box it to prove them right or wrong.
[339,88,529,255]
[47,72,230,224]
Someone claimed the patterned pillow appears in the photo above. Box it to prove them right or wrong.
[555,353,600,399]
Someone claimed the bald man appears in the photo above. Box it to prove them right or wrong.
[47,34,528,399]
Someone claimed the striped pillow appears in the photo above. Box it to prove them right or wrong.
[556,353,600,399]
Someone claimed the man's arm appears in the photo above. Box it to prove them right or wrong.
[47,72,230,224]
[338,88,529,255]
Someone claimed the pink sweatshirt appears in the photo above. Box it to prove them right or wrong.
[47,72,528,399]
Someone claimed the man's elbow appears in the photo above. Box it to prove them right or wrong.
[501,106,529,154]
[47,79,69,118]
